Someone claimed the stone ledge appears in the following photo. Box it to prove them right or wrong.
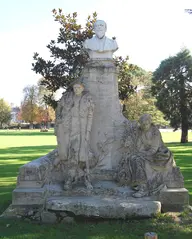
[46,196,161,219]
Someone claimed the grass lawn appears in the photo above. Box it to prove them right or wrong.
[0,129,192,239]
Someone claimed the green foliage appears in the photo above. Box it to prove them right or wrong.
[124,92,169,126]
[119,66,168,125]
[32,10,97,107]
[0,99,11,127]
[152,48,192,143]
[115,56,137,100]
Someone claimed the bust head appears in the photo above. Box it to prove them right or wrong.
[139,114,152,132]
[94,20,107,39]
[73,83,84,96]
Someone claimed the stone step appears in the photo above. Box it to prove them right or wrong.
[46,195,161,219]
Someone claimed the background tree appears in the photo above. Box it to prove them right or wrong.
[20,83,55,128]
[152,48,192,143]
[115,57,168,125]
[37,79,55,127]
[32,10,136,109]
[124,88,168,126]
[20,85,39,128]
[0,99,11,128]
[32,10,97,108]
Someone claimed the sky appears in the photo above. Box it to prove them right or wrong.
[0,0,192,106]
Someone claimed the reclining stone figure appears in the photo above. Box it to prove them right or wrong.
[117,114,184,197]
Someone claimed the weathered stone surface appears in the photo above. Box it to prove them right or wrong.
[1,204,41,221]
[41,211,57,223]
[46,181,134,198]
[54,83,95,190]
[82,62,127,170]
[46,196,161,218]
[159,188,189,212]
[117,114,185,198]
[12,188,46,205]
[0,205,21,219]
[61,216,75,224]
[17,149,56,187]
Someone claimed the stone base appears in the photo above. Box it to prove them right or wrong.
[46,195,161,219]
[2,180,189,223]
[159,188,189,212]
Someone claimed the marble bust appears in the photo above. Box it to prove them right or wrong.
[83,20,118,59]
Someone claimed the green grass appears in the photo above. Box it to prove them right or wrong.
[0,129,57,213]
[0,129,192,239]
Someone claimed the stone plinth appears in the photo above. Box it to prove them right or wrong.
[82,60,128,170]
[46,196,161,219]
[159,188,189,212]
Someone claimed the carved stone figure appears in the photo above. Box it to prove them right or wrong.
[54,82,95,190]
[83,20,118,59]
[117,114,184,197]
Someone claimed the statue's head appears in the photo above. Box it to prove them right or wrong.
[94,20,107,39]
[139,114,152,131]
[73,83,84,96]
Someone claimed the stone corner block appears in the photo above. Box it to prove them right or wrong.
[12,187,46,206]
[159,188,189,212]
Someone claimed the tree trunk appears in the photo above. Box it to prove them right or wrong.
[181,125,188,143]
[180,77,188,143]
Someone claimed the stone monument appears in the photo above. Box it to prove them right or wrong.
[2,20,189,222]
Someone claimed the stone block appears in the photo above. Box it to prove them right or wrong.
[159,188,189,212]
[41,211,57,223]
[46,196,161,219]
[12,188,46,205]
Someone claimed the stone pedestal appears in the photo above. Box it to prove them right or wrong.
[82,60,128,170]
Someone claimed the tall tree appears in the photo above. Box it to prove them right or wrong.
[152,48,192,143]
[0,99,11,128]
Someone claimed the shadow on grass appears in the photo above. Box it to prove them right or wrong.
[0,145,56,213]
[0,145,56,176]
[0,145,56,155]
[166,142,192,202]
[0,217,192,239]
